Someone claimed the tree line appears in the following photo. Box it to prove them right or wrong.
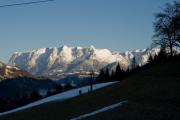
[98,57,138,82]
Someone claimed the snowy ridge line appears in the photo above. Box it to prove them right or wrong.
[70,100,128,120]
[9,45,160,79]
[0,81,118,116]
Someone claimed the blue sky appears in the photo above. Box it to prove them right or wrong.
[0,0,172,63]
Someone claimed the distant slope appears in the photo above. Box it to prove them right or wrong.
[0,77,57,99]
[1,60,180,120]
[0,82,117,116]
[9,46,160,79]
[0,61,32,80]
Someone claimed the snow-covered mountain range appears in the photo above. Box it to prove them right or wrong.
[9,45,160,80]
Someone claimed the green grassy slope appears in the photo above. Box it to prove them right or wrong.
[0,60,180,120]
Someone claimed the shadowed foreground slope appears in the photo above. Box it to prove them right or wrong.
[0,60,180,120]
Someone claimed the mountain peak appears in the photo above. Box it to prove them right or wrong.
[90,45,95,49]
[61,45,69,49]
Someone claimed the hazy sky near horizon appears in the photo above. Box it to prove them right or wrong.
[0,0,172,63]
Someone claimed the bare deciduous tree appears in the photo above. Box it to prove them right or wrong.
[153,1,180,57]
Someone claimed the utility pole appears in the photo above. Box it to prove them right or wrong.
[90,70,94,91]
[89,54,94,91]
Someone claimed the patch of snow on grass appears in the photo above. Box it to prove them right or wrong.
[70,100,128,120]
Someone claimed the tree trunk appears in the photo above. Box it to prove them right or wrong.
[170,43,173,57]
